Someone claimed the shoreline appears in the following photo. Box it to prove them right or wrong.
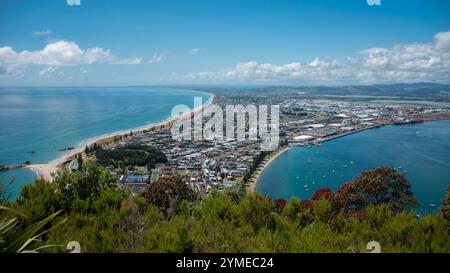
[247,146,289,193]
[247,114,450,193]
[25,91,216,182]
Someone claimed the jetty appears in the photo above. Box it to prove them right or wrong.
[0,161,31,172]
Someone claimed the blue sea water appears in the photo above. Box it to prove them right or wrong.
[256,120,450,213]
[0,86,209,199]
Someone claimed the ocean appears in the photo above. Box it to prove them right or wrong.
[0,86,209,199]
[256,120,450,213]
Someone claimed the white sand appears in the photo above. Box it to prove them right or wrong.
[26,164,58,181]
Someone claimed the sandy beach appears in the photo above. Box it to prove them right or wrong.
[25,92,216,182]
[26,164,58,181]
[247,146,289,193]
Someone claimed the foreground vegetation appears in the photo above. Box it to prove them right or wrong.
[1,162,449,253]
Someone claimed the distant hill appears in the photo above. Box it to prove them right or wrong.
[296,83,450,100]
[189,83,450,102]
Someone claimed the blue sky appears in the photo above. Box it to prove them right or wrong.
[0,0,449,85]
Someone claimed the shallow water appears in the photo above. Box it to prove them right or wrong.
[0,86,209,199]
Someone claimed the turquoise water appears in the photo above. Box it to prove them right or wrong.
[256,120,450,213]
[0,87,209,199]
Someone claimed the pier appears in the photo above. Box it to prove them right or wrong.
[0,162,30,172]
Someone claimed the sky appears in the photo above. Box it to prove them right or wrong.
[0,0,449,86]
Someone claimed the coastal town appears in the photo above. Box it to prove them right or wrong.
[2,0,450,257]
[61,90,450,196]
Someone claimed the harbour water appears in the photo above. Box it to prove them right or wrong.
[0,86,209,199]
[256,120,450,213]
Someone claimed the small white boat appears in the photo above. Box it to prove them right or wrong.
[342,165,348,168]
[350,161,354,164]
[307,161,312,164]
[430,203,436,208]
[304,185,308,188]
[322,175,326,178]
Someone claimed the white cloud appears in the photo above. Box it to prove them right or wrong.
[0,65,23,78]
[434,30,450,51]
[39,66,58,76]
[66,0,81,6]
[32,30,53,36]
[149,51,168,64]
[114,57,142,65]
[0,40,142,77]
[186,29,450,84]
[189,48,202,55]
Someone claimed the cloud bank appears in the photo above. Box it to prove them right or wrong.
[0,40,142,77]
[186,29,450,84]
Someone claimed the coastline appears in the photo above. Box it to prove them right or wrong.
[247,114,450,193]
[247,146,289,193]
[25,91,216,182]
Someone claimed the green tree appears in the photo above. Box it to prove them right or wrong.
[143,176,195,219]
[442,183,450,221]
[54,160,116,205]
[238,193,275,232]
[312,199,332,224]
[15,180,64,224]
[5,165,450,253]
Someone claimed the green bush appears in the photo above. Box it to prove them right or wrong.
[2,167,449,253]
